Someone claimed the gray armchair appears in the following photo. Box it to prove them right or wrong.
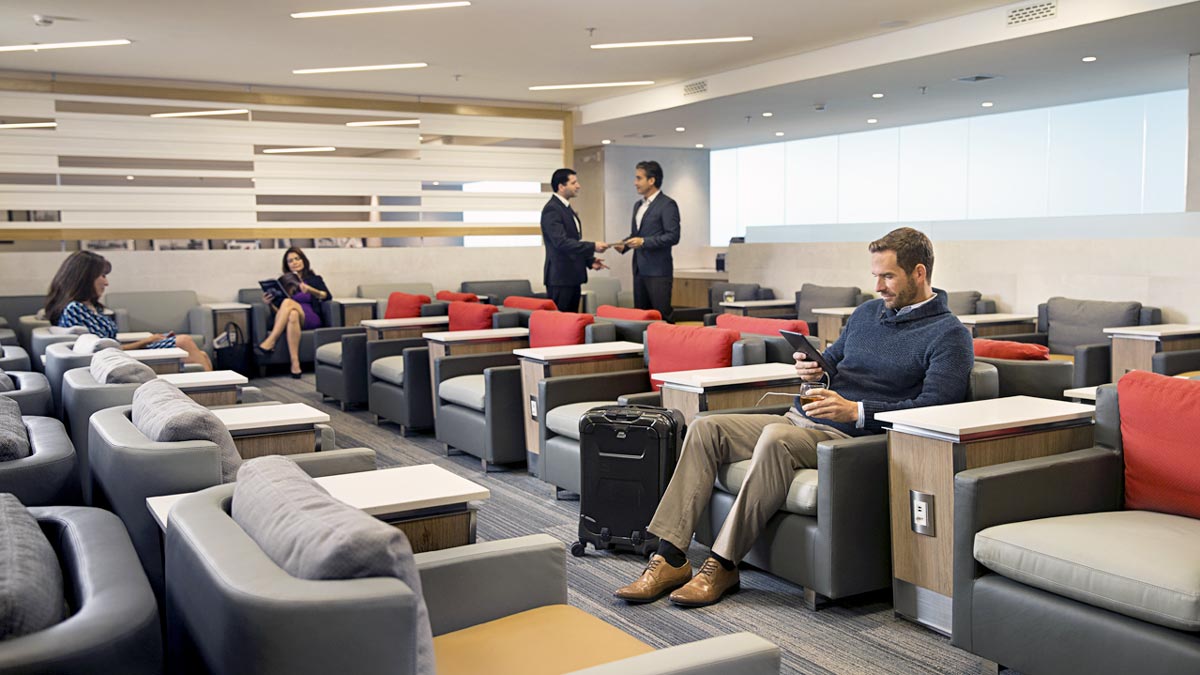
[0,416,77,505]
[0,369,52,417]
[990,297,1162,388]
[0,506,160,675]
[0,293,47,348]
[106,289,210,353]
[314,326,368,410]
[165,491,780,675]
[952,385,1200,674]
[45,341,204,417]
[1153,349,1200,377]
[585,316,663,344]
[368,338,434,435]
[459,279,547,305]
[0,326,14,346]
[434,352,525,471]
[16,314,49,352]
[945,290,996,316]
[794,283,873,336]
[88,405,374,598]
[690,282,776,325]
[1,344,31,371]
[238,288,342,375]
[354,282,438,321]
[30,325,83,369]
[975,356,1075,399]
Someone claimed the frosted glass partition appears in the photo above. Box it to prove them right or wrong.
[709,90,1187,245]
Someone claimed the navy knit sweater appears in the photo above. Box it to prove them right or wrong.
[798,288,974,437]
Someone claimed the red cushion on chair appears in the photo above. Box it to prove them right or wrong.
[645,323,740,391]
[448,301,499,331]
[715,314,809,337]
[384,292,430,319]
[437,290,479,303]
[972,339,1050,361]
[1119,371,1200,519]
[596,305,662,321]
[529,310,594,348]
[504,296,558,312]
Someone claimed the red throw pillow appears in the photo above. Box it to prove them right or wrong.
[529,310,594,348]
[448,301,498,331]
[715,313,809,337]
[645,323,739,391]
[1119,371,1200,519]
[596,305,662,321]
[972,338,1050,361]
[504,296,558,312]
[384,292,430,319]
[437,290,479,303]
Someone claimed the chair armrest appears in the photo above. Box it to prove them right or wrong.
[985,331,1048,345]
[569,633,780,675]
[314,326,364,349]
[1,417,78,505]
[485,365,523,419]
[113,308,131,332]
[702,312,718,326]
[421,301,449,317]
[530,291,550,299]
[585,322,617,343]
[540,370,652,411]
[365,337,425,364]
[1152,348,1200,376]
[187,306,214,353]
[416,534,566,635]
[290,447,376,477]
[314,424,335,451]
[813,434,891,598]
[1073,342,1111,388]
[732,338,765,366]
[247,303,271,343]
[435,352,519,383]
[618,290,635,308]
[492,310,520,328]
[237,386,266,403]
[618,391,661,407]
[951,447,1124,648]
[669,307,710,323]
[976,299,997,314]
[581,290,597,314]
[8,371,52,416]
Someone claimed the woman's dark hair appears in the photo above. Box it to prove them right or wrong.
[281,247,314,278]
[44,250,112,324]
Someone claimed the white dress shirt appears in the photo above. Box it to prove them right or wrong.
[634,190,659,230]
[555,193,580,228]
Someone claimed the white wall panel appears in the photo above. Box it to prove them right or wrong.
[1142,89,1188,213]
[709,149,738,246]
[418,114,561,140]
[0,93,55,117]
[0,154,58,173]
[62,210,254,224]
[967,109,1049,219]
[898,119,969,221]
[55,115,419,150]
[735,144,786,230]
[784,137,839,225]
[838,129,899,223]
[0,187,254,211]
[1046,96,1144,216]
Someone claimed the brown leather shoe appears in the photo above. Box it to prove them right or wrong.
[614,554,692,603]
[669,557,740,607]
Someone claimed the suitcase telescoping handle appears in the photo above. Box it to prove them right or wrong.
[602,404,661,423]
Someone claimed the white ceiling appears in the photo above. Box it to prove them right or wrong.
[0,0,1010,106]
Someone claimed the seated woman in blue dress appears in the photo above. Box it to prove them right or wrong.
[44,250,212,371]
[257,247,331,378]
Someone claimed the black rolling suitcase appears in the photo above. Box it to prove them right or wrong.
[571,405,684,558]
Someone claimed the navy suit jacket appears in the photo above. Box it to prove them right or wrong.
[540,196,594,287]
[629,192,681,278]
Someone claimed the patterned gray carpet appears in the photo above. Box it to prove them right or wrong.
[254,373,997,675]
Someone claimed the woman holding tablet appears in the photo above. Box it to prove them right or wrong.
[44,250,212,370]
[257,246,331,378]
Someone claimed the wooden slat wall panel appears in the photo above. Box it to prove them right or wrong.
[419,114,561,140]
[0,94,55,117]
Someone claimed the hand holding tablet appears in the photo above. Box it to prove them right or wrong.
[780,329,838,380]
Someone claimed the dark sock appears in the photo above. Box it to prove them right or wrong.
[656,540,687,567]
[712,553,736,571]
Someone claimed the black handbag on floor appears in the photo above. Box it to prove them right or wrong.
[212,322,253,377]
[572,404,684,558]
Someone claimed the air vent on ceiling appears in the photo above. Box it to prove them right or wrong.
[954,74,1001,83]
[683,80,708,96]
[1007,1,1057,26]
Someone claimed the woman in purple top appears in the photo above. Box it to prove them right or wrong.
[44,251,212,371]
[257,247,331,378]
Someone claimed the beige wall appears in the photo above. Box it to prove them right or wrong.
[1189,53,1200,211]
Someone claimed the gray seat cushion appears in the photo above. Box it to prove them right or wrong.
[90,348,156,385]
[0,328,16,345]
[0,368,13,392]
[233,456,434,674]
[0,397,31,462]
[1046,297,1141,354]
[715,461,819,516]
[0,494,65,639]
[546,401,616,440]
[945,290,982,316]
[975,510,1200,632]
[315,342,343,367]
[132,379,242,483]
[439,375,486,411]
[370,356,406,386]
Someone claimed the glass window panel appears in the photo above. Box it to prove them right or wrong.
[967,108,1049,219]
[898,119,969,221]
[784,136,839,224]
[838,128,899,223]
[735,143,786,230]
[709,149,739,245]
[1142,89,1187,213]
[1046,96,1144,217]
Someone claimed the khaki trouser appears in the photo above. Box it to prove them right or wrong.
[647,410,843,563]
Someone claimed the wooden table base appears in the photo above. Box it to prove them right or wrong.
[1111,335,1200,382]
[184,388,238,407]
[149,361,183,374]
[386,508,476,553]
[662,381,804,424]
[232,430,315,459]
[970,321,1037,338]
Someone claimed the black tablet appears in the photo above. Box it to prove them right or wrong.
[780,329,838,379]
[258,278,289,305]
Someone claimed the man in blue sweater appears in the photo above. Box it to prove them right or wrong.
[616,227,974,607]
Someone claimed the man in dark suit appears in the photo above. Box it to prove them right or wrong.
[617,160,680,319]
[541,168,608,312]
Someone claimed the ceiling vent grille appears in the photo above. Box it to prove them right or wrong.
[1008,1,1057,26]
[954,74,1000,83]
[683,80,708,96]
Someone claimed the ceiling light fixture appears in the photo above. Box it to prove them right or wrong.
[695,144,704,148]
[601,139,612,145]
[528,80,654,91]
[981,101,994,108]
[590,36,752,50]
[150,109,249,118]
[775,132,784,137]
[0,39,131,53]
[345,119,421,127]
[872,93,884,99]
[125,175,134,181]
[291,2,470,19]
[761,112,773,117]
[0,121,57,129]
[675,126,685,132]
[261,146,337,154]
[867,118,878,124]
[1081,56,1097,62]
[294,62,427,74]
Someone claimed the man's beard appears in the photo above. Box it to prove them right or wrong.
[883,278,918,309]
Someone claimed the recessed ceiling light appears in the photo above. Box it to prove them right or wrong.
[432,181,440,185]
[0,39,131,53]
[418,135,424,141]
[867,118,878,124]
[601,139,612,145]
[528,81,654,91]
[150,109,249,118]
[981,101,994,108]
[345,119,421,127]
[0,121,57,129]
[291,2,471,19]
[261,146,337,154]
[695,143,704,148]
[125,175,134,181]
[590,36,753,50]
[872,93,884,99]
[775,132,784,137]
[675,126,686,132]
[294,62,427,74]
[761,112,773,117]
[1081,56,1097,62]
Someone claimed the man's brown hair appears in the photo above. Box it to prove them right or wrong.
[869,227,934,281]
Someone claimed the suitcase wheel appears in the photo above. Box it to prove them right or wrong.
[631,530,643,546]
[599,527,611,545]
[570,541,587,557]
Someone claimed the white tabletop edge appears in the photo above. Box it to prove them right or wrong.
[361,316,450,328]
[876,395,1095,435]
[424,327,529,341]
[513,341,643,360]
